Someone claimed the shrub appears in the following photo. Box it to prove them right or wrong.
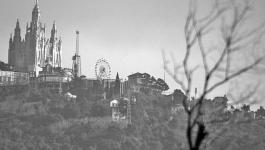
[90,101,109,117]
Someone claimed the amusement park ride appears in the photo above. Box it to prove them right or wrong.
[95,58,111,80]
[94,58,135,124]
[69,30,135,124]
[72,30,111,81]
[72,31,81,78]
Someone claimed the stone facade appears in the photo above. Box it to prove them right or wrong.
[8,1,62,74]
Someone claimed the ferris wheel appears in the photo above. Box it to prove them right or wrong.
[95,58,111,80]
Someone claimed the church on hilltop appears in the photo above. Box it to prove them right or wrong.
[8,0,62,75]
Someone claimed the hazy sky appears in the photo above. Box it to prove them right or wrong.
[0,0,265,107]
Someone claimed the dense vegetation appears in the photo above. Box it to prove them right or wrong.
[0,86,265,150]
[128,72,169,91]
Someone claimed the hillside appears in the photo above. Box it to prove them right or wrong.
[0,88,264,150]
[205,120,265,150]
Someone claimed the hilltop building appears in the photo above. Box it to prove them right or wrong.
[37,67,72,94]
[8,0,62,75]
[0,61,29,87]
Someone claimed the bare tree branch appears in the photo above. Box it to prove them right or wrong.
[207,57,264,94]
[162,0,265,149]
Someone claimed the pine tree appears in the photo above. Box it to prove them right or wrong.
[114,72,120,96]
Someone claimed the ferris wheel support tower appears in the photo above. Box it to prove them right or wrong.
[72,31,81,78]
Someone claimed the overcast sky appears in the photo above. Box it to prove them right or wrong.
[0,0,265,107]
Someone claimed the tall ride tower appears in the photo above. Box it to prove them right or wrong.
[72,31,81,78]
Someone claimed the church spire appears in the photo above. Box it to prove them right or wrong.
[50,21,57,42]
[9,33,13,45]
[15,19,20,29]
[34,0,39,10]
[52,21,56,31]
[14,19,21,42]
[32,0,40,24]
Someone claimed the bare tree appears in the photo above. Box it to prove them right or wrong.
[162,0,265,150]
